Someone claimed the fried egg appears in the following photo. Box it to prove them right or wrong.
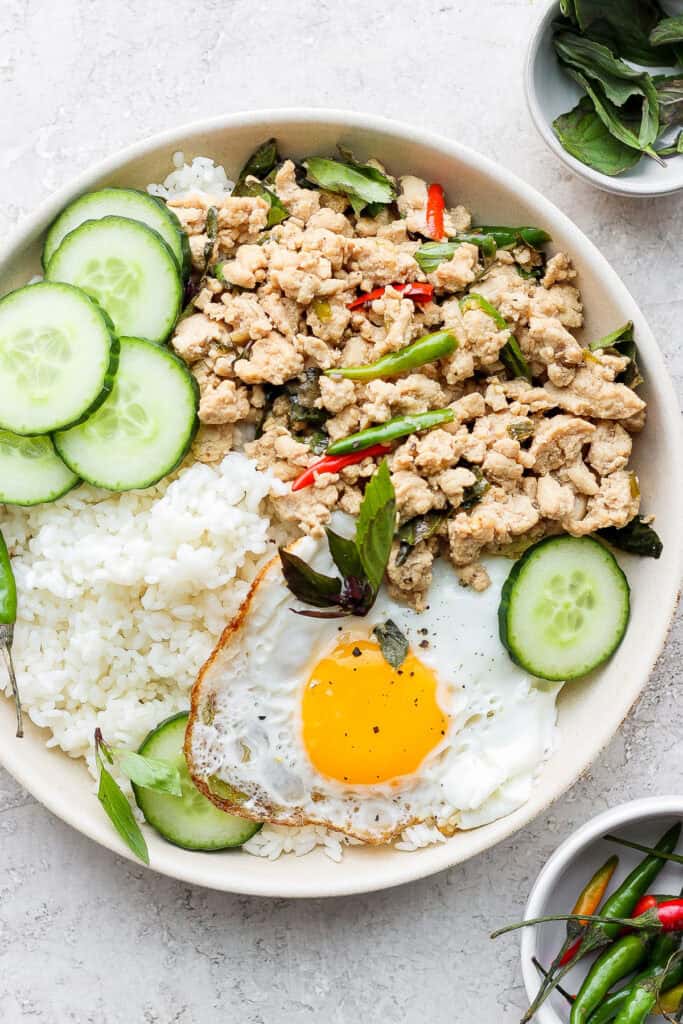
[186,529,561,844]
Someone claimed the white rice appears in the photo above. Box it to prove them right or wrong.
[1,453,275,777]
[147,151,234,200]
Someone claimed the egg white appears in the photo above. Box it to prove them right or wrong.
[188,531,562,843]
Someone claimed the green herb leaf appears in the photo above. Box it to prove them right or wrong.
[396,511,447,566]
[355,459,397,593]
[236,138,280,182]
[278,549,342,608]
[459,466,490,511]
[574,0,675,66]
[304,156,395,215]
[415,241,460,274]
[325,527,365,581]
[650,15,683,48]
[599,516,663,558]
[460,293,532,381]
[97,755,149,865]
[116,750,182,797]
[506,419,534,442]
[567,69,663,163]
[373,619,409,669]
[553,96,643,176]
[554,31,656,108]
[654,76,683,131]
[233,177,288,227]
[560,0,577,23]
[657,129,683,156]
[285,370,326,432]
[589,321,643,387]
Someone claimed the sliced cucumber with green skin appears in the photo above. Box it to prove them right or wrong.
[133,712,261,851]
[499,535,630,682]
[46,216,183,344]
[0,282,118,435]
[0,429,79,506]
[42,187,191,278]
[55,336,198,491]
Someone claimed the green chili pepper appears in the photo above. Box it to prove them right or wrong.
[612,986,657,1024]
[588,935,683,1024]
[570,934,651,1024]
[0,530,22,738]
[459,292,532,382]
[325,330,457,382]
[326,409,454,456]
[471,225,552,249]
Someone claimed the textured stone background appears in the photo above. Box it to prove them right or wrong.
[1,1,681,1021]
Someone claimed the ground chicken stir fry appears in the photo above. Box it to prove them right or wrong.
[167,147,646,610]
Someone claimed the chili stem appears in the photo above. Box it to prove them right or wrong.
[604,834,683,866]
[491,912,655,940]
[532,958,574,1004]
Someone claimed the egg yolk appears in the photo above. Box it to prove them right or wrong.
[301,639,449,786]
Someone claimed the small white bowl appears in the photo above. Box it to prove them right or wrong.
[525,1,683,197]
[520,797,683,1024]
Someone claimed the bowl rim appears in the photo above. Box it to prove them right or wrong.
[520,795,683,1024]
[524,0,683,198]
[0,106,681,898]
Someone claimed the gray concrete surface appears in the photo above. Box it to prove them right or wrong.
[1,1,681,1021]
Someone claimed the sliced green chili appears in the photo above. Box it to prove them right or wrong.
[460,292,532,381]
[0,530,22,738]
[325,330,457,382]
[326,409,454,456]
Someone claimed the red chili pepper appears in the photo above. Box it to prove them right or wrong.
[632,894,659,918]
[347,283,434,310]
[426,183,446,241]
[290,444,392,492]
[652,899,683,931]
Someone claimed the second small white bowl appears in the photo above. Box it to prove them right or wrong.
[525,1,683,198]
[520,796,683,1024]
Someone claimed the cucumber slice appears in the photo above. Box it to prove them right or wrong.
[133,712,261,851]
[54,336,198,491]
[43,187,190,278]
[498,535,630,681]
[46,216,183,344]
[0,429,79,505]
[0,282,118,435]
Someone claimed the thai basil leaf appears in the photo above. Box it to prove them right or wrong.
[657,129,683,156]
[278,549,342,608]
[650,15,683,48]
[97,753,150,865]
[598,516,663,558]
[355,459,396,593]
[459,467,490,511]
[373,619,409,669]
[236,138,280,183]
[553,96,642,176]
[415,241,460,273]
[554,31,656,109]
[233,177,288,227]
[460,293,532,381]
[203,206,218,270]
[574,0,676,66]
[654,76,683,131]
[471,226,551,250]
[589,321,643,387]
[325,527,365,581]
[304,157,395,215]
[286,371,327,432]
[396,511,447,566]
[567,69,663,162]
[115,750,182,797]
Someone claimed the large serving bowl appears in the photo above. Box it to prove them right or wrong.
[0,109,680,898]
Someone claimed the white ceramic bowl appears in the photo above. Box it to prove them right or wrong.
[521,797,683,1024]
[0,109,681,898]
[525,1,683,198]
